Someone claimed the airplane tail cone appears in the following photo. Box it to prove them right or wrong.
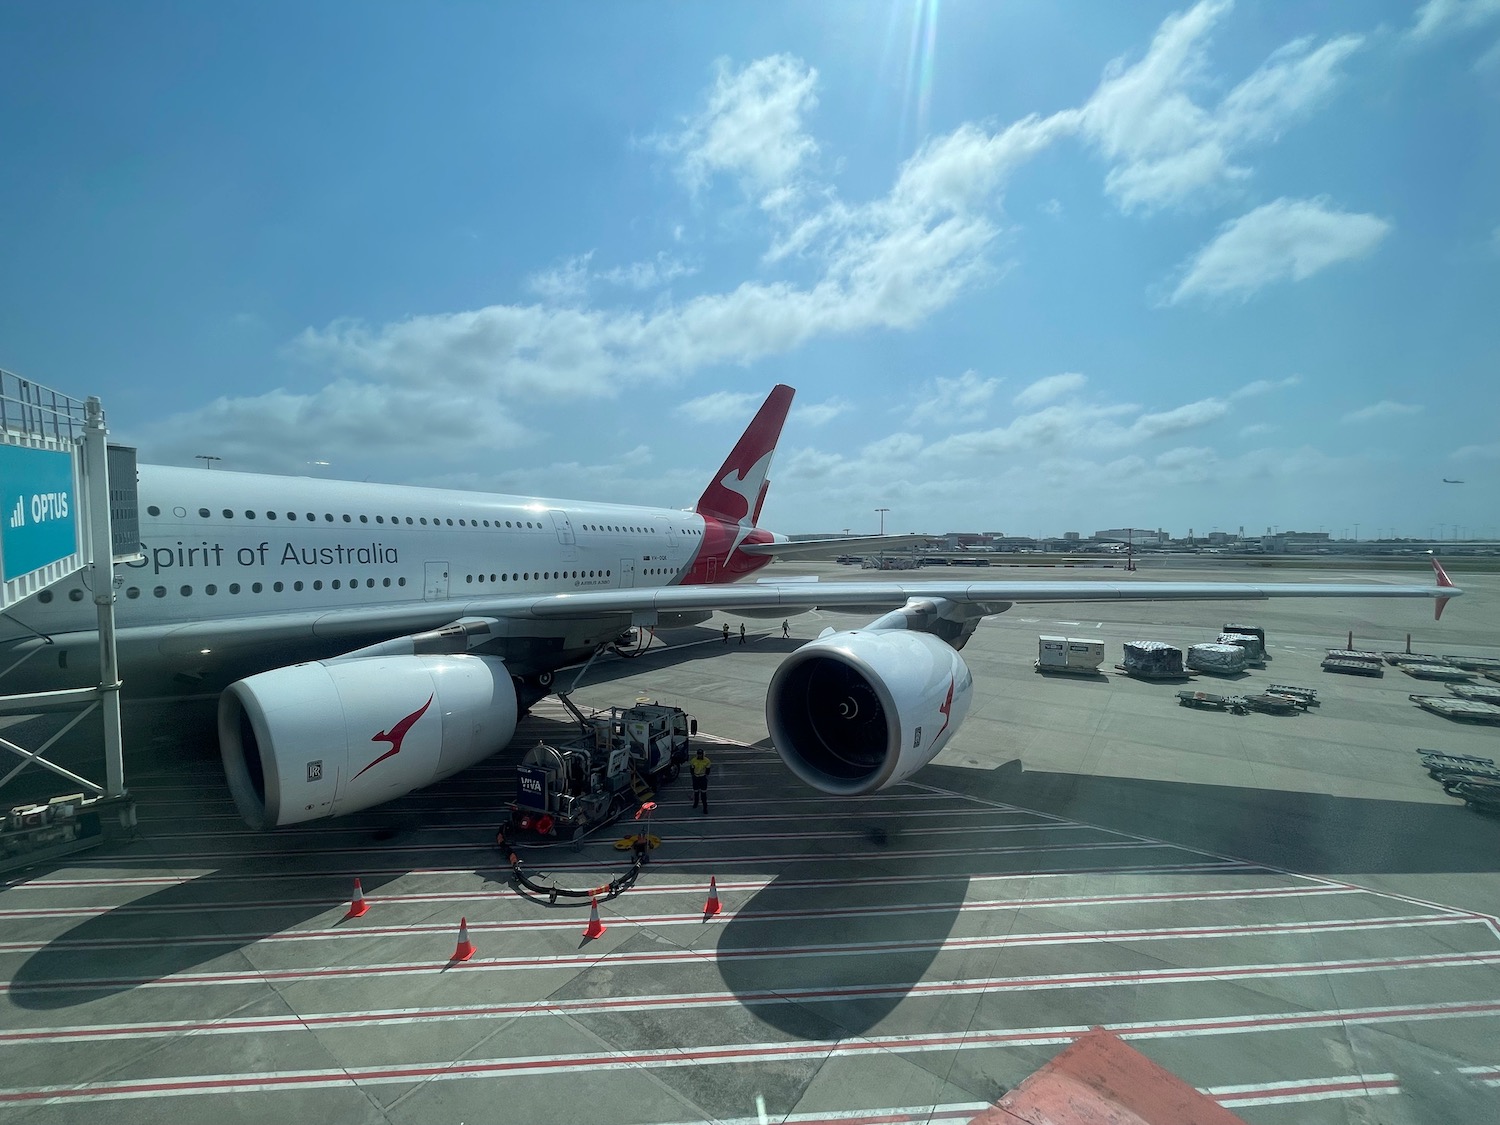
[703,876,722,918]
[450,916,476,962]
[583,897,607,940]
[344,877,369,919]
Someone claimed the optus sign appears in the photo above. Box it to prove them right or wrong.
[0,444,79,582]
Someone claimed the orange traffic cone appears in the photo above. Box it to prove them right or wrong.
[450,916,477,962]
[703,876,722,918]
[344,877,369,919]
[583,896,607,940]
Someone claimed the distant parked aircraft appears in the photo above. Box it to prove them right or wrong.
[1443,478,1465,484]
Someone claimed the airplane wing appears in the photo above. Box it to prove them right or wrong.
[119,558,1460,661]
[738,534,936,557]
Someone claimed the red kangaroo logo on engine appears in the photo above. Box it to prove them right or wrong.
[352,695,434,781]
[935,678,955,743]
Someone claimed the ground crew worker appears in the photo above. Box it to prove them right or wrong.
[690,747,712,814]
[739,623,746,645]
[782,619,789,638]
[722,622,730,644]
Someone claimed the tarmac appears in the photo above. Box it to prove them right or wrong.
[1,559,1498,1124]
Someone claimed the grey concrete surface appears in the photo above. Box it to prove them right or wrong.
[1,558,1497,1123]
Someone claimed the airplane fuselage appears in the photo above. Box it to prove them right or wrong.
[1,465,775,693]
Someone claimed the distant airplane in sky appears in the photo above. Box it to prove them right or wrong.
[1443,478,1464,484]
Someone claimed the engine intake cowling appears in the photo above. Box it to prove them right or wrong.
[218,654,518,829]
[766,629,973,796]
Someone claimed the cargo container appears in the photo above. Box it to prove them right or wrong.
[1187,642,1248,675]
[1119,640,1187,680]
[1037,635,1105,675]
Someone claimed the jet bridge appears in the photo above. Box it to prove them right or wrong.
[0,368,141,871]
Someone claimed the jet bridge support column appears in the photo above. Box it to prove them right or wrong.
[83,397,124,798]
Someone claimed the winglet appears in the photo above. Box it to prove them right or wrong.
[694,385,795,526]
[1432,556,1457,621]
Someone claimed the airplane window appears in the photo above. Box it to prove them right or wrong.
[198,507,210,518]
[294,581,304,591]
[506,521,512,527]
[397,577,406,586]
[366,578,374,588]
[332,579,341,590]
[287,512,297,520]
[244,510,255,519]
[382,577,390,587]
[126,587,139,599]
[342,514,351,523]
[490,573,496,581]
[444,518,452,526]
[511,572,518,581]
[466,574,473,583]
[180,585,192,596]
[307,513,316,521]
[376,516,384,523]
[68,588,84,601]
[223,509,234,518]
[458,519,465,527]
[252,582,263,593]
[501,574,507,582]
[205,585,217,595]
[523,572,529,580]
[266,511,277,520]
[273,581,284,592]
[147,505,160,516]
[359,515,368,523]
[229,583,240,594]
[324,513,333,522]
[405,517,413,524]
[313,580,323,590]
[420,518,428,525]
[153,586,165,598]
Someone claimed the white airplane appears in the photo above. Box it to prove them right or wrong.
[1,385,1461,828]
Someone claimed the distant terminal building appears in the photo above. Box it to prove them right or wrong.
[1062,531,1080,541]
[1260,531,1332,554]
[1094,528,1163,547]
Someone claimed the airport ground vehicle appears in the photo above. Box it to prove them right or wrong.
[499,702,695,840]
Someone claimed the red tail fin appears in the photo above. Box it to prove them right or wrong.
[694,385,795,526]
[1432,556,1456,621]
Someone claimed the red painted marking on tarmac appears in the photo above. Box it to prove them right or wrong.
[4,1008,1500,1105]
[0,883,1368,954]
[7,967,1499,1045]
[0,913,1474,994]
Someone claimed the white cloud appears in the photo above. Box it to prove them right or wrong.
[1078,1,1363,212]
[1231,374,1301,398]
[1453,442,1500,459]
[926,394,1229,460]
[676,391,761,424]
[597,253,697,291]
[1409,0,1500,40]
[526,252,593,303]
[1168,197,1391,304]
[661,54,820,209]
[1240,422,1275,436]
[1040,198,1063,217]
[910,370,1003,424]
[1341,400,1423,424]
[1014,372,1087,409]
[796,397,853,426]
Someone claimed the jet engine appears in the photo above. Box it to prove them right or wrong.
[219,654,518,829]
[766,629,973,796]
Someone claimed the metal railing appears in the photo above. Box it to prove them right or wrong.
[0,368,88,443]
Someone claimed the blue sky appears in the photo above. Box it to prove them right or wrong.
[2,0,1496,538]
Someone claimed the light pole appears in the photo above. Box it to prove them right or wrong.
[195,454,221,470]
[875,508,889,537]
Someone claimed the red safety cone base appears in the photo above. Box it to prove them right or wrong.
[703,876,722,918]
[345,878,369,919]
